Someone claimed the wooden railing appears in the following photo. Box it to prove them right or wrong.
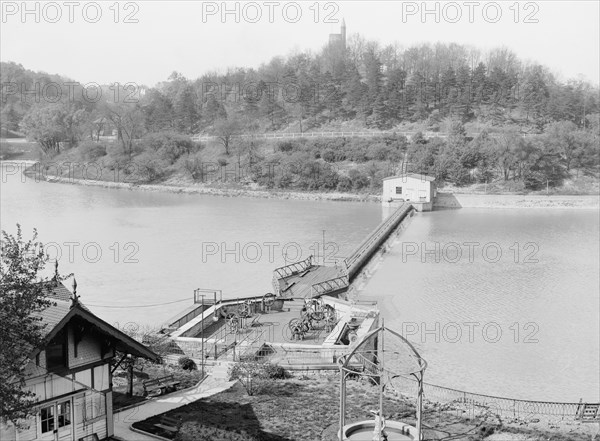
[191,131,539,142]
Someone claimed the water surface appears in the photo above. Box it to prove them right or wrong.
[358,208,600,402]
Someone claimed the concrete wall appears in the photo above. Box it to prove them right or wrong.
[435,192,599,209]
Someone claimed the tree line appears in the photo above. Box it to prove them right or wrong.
[1,35,598,191]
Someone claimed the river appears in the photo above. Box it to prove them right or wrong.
[358,208,600,402]
[1,164,598,402]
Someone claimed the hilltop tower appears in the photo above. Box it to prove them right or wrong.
[328,19,346,51]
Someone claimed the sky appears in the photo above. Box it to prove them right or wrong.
[1,1,599,87]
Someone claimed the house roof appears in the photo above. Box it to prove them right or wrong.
[383,173,436,182]
[30,281,158,361]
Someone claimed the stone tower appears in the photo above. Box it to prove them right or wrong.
[328,19,346,51]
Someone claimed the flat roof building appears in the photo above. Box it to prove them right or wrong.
[382,173,436,211]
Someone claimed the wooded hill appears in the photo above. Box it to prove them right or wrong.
[1,37,598,192]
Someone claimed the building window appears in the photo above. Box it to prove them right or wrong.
[41,405,55,433]
[57,401,71,428]
[395,186,402,194]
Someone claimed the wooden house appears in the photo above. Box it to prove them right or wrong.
[0,281,158,441]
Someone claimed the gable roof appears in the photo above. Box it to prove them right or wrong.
[31,281,158,361]
[383,173,436,182]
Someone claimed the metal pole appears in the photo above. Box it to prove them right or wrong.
[379,321,384,441]
[339,369,346,440]
[322,230,326,265]
[416,372,423,440]
[201,294,205,378]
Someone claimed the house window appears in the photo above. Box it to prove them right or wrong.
[41,405,55,433]
[57,401,71,427]
[46,329,67,370]
[395,186,402,194]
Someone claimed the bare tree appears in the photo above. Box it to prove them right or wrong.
[212,116,243,155]
[102,102,145,160]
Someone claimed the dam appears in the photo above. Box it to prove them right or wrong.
[158,203,416,368]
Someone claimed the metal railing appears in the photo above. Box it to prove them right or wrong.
[344,204,414,280]
[389,375,595,421]
[273,255,313,280]
[312,275,349,297]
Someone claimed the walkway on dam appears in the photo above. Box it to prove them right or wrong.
[273,203,415,299]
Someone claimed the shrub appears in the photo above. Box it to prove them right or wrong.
[348,169,369,190]
[345,138,370,162]
[231,361,267,395]
[78,140,108,162]
[322,149,336,163]
[0,142,17,160]
[366,143,393,161]
[178,356,197,371]
[177,151,204,181]
[277,140,295,153]
[336,175,353,192]
[136,150,170,181]
[142,131,198,164]
[263,363,290,379]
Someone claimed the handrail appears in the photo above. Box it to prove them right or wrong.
[344,204,413,279]
[312,275,349,296]
[272,255,313,280]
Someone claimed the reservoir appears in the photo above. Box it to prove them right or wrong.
[1,164,598,402]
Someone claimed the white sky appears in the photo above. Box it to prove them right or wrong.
[1,1,599,87]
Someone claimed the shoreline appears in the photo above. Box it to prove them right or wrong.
[5,160,599,208]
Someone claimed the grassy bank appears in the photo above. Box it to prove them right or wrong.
[6,135,598,204]
[131,374,595,441]
[17,161,598,207]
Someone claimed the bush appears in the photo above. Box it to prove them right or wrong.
[263,363,290,379]
[0,142,17,160]
[366,143,394,161]
[277,140,295,153]
[136,150,170,181]
[178,356,197,371]
[345,138,370,162]
[78,140,108,162]
[348,169,369,190]
[322,149,336,163]
[177,151,204,181]
[336,175,353,192]
[141,131,198,164]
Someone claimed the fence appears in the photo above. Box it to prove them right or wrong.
[191,131,540,143]
[389,375,590,421]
